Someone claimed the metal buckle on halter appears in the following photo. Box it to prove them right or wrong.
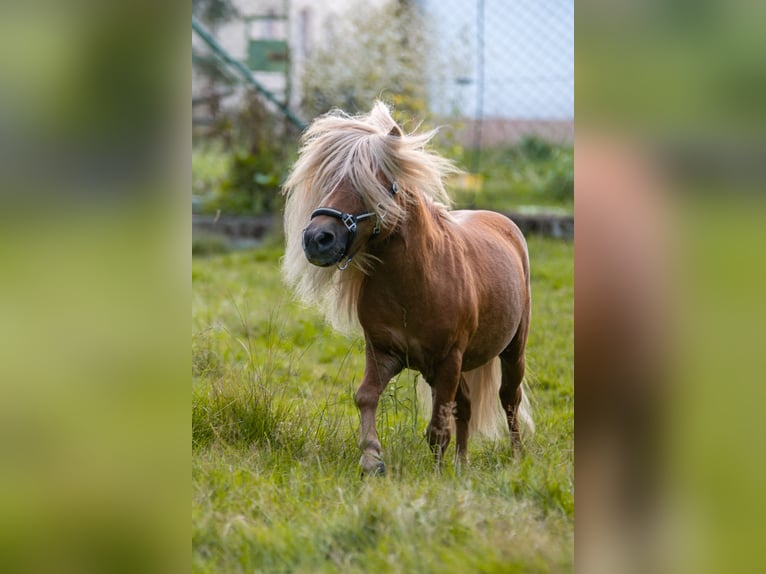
[339,213,356,233]
[340,213,358,233]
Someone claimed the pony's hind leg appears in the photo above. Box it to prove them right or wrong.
[499,352,526,455]
[454,375,471,466]
[355,343,402,476]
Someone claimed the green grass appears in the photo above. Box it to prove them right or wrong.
[192,235,573,573]
[452,140,574,213]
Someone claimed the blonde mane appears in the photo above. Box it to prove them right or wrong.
[282,101,459,332]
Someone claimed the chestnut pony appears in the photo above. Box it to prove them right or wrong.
[283,102,533,474]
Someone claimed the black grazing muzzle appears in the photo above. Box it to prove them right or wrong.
[302,182,398,270]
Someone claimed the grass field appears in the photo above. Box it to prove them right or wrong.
[192,235,573,573]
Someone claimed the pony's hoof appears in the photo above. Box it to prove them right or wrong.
[360,460,386,478]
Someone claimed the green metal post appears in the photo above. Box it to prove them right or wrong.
[192,16,307,131]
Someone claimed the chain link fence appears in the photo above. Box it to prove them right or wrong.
[423,0,573,149]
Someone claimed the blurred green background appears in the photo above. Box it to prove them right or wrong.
[576,1,766,573]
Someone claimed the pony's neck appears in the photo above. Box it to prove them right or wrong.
[370,194,447,269]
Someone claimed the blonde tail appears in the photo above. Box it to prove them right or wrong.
[518,381,535,435]
[464,358,506,439]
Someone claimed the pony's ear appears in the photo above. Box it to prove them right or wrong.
[388,124,403,138]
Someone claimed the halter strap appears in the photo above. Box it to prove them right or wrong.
[310,207,378,235]
[307,182,398,270]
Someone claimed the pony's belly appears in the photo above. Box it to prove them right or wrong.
[363,322,513,379]
[462,326,517,371]
[361,292,522,376]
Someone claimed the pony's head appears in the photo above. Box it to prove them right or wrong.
[282,101,457,330]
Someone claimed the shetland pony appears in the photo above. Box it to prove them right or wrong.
[283,102,532,473]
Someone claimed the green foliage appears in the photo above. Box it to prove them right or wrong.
[547,152,574,202]
[194,94,298,215]
[520,135,554,161]
[216,148,284,214]
[300,2,432,119]
[192,236,573,572]
[451,139,574,211]
[192,143,230,206]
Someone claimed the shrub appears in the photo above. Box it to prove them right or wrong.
[300,1,432,119]
[196,93,298,215]
[519,135,554,161]
[545,148,574,201]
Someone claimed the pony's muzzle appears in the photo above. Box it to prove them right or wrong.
[302,223,345,267]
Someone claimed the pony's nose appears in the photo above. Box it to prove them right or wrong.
[303,228,336,253]
[315,230,335,248]
[302,227,341,266]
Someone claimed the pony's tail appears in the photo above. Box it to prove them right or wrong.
[464,358,506,439]
[518,382,535,435]
[465,358,535,440]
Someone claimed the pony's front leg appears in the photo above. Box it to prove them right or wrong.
[426,353,462,467]
[354,344,401,476]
